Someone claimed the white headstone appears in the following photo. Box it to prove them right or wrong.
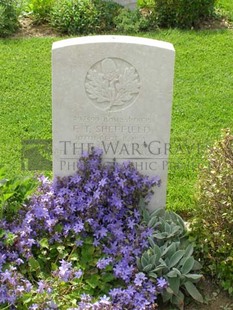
[113,0,137,10]
[52,35,175,211]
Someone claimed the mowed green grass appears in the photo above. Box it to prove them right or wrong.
[0,29,233,213]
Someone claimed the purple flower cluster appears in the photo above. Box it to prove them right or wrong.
[0,266,32,304]
[0,149,163,308]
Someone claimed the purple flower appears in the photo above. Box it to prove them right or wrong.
[29,304,39,310]
[95,227,108,239]
[99,178,107,187]
[58,260,72,282]
[134,272,147,287]
[157,277,168,290]
[1,269,12,282]
[73,221,84,234]
[74,269,83,279]
[96,257,113,269]
[37,280,47,293]
[75,239,83,247]
[0,148,161,308]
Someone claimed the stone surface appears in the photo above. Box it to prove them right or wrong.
[113,0,137,10]
[52,35,175,211]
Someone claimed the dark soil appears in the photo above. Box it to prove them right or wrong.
[13,17,59,38]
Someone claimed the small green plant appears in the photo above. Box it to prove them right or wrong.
[27,0,54,23]
[50,0,98,34]
[114,8,157,33]
[154,0,216,29]
[0,168,37,220]
[93,0,122,32]
[191,129,233,295]
[0,0,20,37]
[50,0,121,35]
[138,207,203,309]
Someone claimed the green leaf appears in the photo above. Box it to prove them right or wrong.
[192,260,202,271]
[172,268,181,276]
[184,281,204,303]
[167,269,179,278]
[81,244,95,262]
[171,290,184,310]
[185,274,203,281]
[4,232,17,246]
[148,236,155,247]
[86,274,100,289]
[167,226,181,238]
[28,257,40,271]
[162,289,173,303]
[184,244,194,258]
[143,263,153,272]
[181,257,194,274]
[21,293,32,304]
[152,265,166,273]
[162,242,176,257]
[148,272,158,279]
[141,254,149,268]
[102,273,115,282]
[150,208,165,218]
[57,245,65,253]
[165,222,171,234]
[3,192,14,201]
[142,208,150,223]
[150,254,158,266]
[51,262,57,271]
[39,238,49,249]
[169,250,185,268]
[152,244,161,260]
[148,216,157,228]
[154,232,167,240]
[168,276,180,295]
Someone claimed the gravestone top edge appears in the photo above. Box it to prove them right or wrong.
[52,35,175,52]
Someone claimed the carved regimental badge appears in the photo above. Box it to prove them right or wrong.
[85,58,140,112]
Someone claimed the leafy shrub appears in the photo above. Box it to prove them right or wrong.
[154,0,216,29]
[0,168,37,221]
[93,0,122,32]
[139,207,203,309]
[50,0,121,35]
[0,0,20,37]
[114,8,157,33]
[27,0,54,24]
[191,129,233,295]
[0,149,166,308]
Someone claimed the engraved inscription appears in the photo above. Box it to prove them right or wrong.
[85,58,140,112]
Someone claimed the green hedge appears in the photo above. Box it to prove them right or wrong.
[0,0,20,37]
[154,0,216,28]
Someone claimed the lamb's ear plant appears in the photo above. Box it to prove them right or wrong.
[138,206,203,310]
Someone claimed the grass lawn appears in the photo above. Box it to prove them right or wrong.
[0,28,233,213]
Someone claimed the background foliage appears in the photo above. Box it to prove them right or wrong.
[191,129,233,295]
[1,0,231,37]
[154,0,216,28]
[50,0,121,35]
[0,0,20,37]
